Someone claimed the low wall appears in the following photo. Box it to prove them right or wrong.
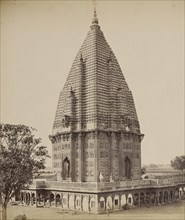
[29,173,185,192]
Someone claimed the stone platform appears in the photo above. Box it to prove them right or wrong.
[20,174,185,213]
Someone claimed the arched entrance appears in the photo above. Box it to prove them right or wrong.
[106,196,112,210]
[20,192,24,204]
[114,195,119,209]
[50,193,54,206]
[170,190,173,202]
[83,196,89,212]
[63,157,70,179]
[69,194,74,210]
[56,194,61,207]
[140,192,145,206]
[159,192,163,204]
[99,197,105,210]
[26,193,30,205]
[151,192,156,204]
[63,194,68,209]
[146,192,150,204]
[179,188,183,198]
[164,191,169,204]
[133,193,139,206]
[121,194,126,207]
[124,157,131,179]
[174,188,179,199]
[90,197,96,211]
[127,194,133,206]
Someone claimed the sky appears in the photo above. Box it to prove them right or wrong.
[1,0,184,166]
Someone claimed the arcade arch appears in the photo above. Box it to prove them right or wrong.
[127,194,133,205]
[114,195,119,209]
[83,196,89,212]
[106,196,112,210]
[99,197,105,210]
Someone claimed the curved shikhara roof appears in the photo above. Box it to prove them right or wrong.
[53,20,140,134]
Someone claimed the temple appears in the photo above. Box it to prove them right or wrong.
[50,8,144,183]
[20,9,185,213]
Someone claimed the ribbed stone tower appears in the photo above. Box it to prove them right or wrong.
[50,9,144,183]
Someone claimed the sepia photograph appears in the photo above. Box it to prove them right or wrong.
[0,0,184,220]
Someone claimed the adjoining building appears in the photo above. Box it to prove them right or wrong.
[20,9,185,213]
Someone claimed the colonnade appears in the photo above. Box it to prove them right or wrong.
[98,186,185,212]
[20,191,97,212]
[20,185,185,213]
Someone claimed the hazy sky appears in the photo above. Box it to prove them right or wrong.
[1,0,184,166]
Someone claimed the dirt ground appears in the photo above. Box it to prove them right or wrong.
[4,199,185,220]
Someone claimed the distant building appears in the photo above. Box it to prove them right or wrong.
[49,8,144,183]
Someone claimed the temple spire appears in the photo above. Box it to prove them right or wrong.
[92,4,98,24]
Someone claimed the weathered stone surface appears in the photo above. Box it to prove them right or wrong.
[50,11,144,183]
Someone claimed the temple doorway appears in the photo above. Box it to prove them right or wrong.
[63,157,70,179]
[124,156,131,179]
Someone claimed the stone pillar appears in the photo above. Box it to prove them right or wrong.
[24,193,26,205]
[30,193,33,206]
[119,194,121,209]
[155,193,158,206]
[168,192,170,204]
[125,194,128,205]
[54,193,57,207]
[35,192,38,207]
[173,190,176,202]
[173,190,176,201]
[28,193,31,205]
[182,188,185,199]
[138,194,141,206]
[105,197,107,211]
[19,193,22,204]
[43,193,46,207]
[49,193,51,207]
[88,195,91,212]
[148,192,151,205]
[81,195,83,211]
[161,192,164,204]
[169,192,172,203]
[22,193,25,205]
[27,193,29,205]
[37,193,40,205]
[143,193,146,205]
[112,195,114,210]
[61,193,63,208]
[74,194,76,210]
[67,194,69,209]
[157,192,160,204]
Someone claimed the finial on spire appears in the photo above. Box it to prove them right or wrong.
[92,1,98,24]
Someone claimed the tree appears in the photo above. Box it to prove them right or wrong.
[0,124,50,220]
[171,155,185,172]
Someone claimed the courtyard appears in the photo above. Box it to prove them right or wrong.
[5,199,185,220]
